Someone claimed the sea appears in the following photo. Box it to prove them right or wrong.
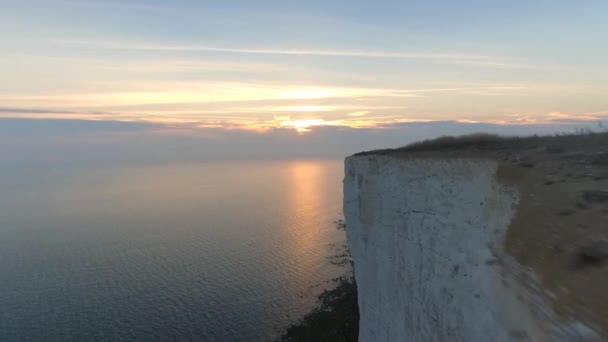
[0,159,348,341]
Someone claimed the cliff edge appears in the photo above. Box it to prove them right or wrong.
[344,133,608,341]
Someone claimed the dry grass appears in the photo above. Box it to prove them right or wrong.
[354,131,608,156]
[399,133,509,152]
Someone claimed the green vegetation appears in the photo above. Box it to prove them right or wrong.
[278,219,359,341]
[278,275,359,342]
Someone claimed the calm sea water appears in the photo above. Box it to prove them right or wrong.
[0,159,348,341]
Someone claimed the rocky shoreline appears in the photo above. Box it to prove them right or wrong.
[277,275,358,342]
[277,219,359,341]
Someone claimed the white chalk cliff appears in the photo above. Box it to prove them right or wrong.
[343,154,601,341]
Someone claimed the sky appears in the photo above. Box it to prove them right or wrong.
[1,0,607,160]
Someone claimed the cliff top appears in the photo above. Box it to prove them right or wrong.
[355,131,608,159]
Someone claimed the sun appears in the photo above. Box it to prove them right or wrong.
[277,118,347,133]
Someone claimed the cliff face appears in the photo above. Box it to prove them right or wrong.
[344,135,608,342]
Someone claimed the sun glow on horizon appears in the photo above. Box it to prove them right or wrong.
[278,119,342,132]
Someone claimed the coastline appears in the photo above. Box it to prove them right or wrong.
[277,219,359,341]
[277,275,358,342]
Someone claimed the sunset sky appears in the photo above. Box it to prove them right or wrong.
[3,0,607,134]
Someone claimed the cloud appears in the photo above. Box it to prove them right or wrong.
[546,111,608,122]
[0,117,158,138]
[101,60,290,73]
[347,111,369,117]
[2,81,532,116]
[0,107,79,114]
[0,83,426,110]
[54,39,529,68]
[453,60,559,70]
[3,101,606,134]
[0,107,118,121]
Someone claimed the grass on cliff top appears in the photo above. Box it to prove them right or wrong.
[354,130,608,156]
[400,133,506,152]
